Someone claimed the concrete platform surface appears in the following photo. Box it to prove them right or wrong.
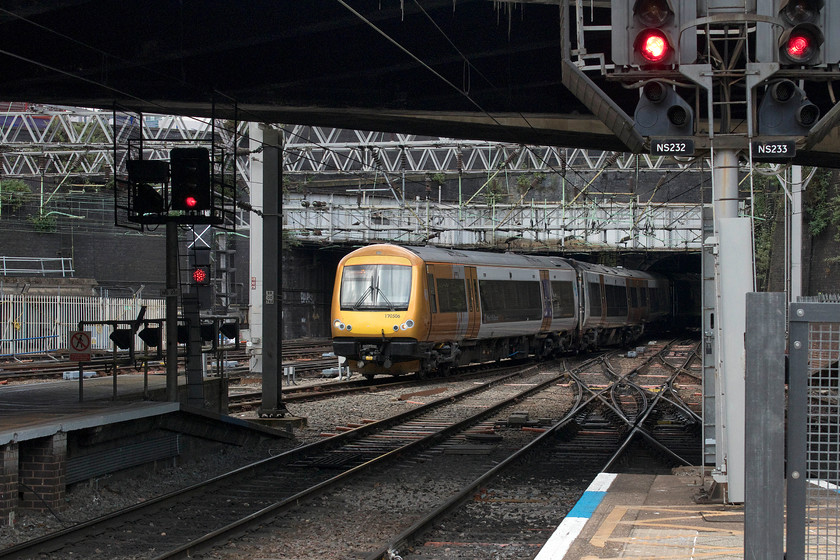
[0,373,180,444]
[537,469,744,559]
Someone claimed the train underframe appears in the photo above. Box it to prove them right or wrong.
[335,324,645,380]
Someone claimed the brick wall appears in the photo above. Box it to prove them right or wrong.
[18,434,66,513]
[0,443,18,525]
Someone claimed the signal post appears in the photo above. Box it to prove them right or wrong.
[562,0,837,503]
[120,124,238,408]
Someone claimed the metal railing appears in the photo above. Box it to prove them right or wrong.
[0,256,74,277]
[284,195,703,250]
[0,294,165,357]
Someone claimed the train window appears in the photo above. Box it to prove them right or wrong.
[630,286,639,308]
[339,264,412,311]
[427,272,437,313]
[605,284,628,317]
[640,286,648,306]
[550,281,575,318]
[437,278,468,313]
[588,282,602,317]
[479,280,542,323]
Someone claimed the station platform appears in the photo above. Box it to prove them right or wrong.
[0,371,286,446]
[0,371,294,525]
[537,470,743,560]
[0,372,181,444]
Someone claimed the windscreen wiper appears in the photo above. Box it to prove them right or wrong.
[353,286,373,309]
[374,287,396,310]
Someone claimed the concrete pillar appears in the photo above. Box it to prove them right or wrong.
[18,433,66,513]
[0,443,18,525]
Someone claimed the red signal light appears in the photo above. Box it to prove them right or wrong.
[784,30,818,63]
[192,267,209,284]
[636,29,671,63]
[184,196,199,209]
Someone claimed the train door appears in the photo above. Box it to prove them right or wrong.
[592,274,606,323]
[427,263,467,342]
[465,266,481,338]
[627,278,642,323]
[539,270,552,332]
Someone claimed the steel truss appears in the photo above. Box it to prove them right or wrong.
[1,106,713,182]
[279,125,706,175]
[0,104,227,179]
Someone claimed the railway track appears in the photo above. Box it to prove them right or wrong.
[1,339,702,559]
[0,364,555,559]
[227,358,536,410]
[364,340,702,559]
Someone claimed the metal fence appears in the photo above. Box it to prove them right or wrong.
[788,301,840,560]
[0,294,165,357]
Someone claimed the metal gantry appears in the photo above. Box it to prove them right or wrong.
[0,105,720,250]
[280,125,706,176]
[1,104,715,180]
[284,194,703,251]
[0,104,227,179]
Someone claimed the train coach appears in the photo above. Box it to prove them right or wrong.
[331,244,671,380]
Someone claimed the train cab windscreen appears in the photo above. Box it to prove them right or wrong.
[340,264,412,310]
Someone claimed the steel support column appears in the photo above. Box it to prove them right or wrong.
[790,165,803,301]
[256,125,286,417]
[711,148,753,503]
[165,220,179,401]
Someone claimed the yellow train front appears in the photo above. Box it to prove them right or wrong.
[331,244,432,379]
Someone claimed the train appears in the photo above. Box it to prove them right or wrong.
[330,243,683,380]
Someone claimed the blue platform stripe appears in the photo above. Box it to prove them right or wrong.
[566,490,606,518]
[533,472,617,560]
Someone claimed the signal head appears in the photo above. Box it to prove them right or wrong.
[758,79,820,135]
[780,0,823,26]
[633,0,674,27]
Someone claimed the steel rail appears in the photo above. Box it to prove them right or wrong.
[362,354,616,560]
[151,363,568,560]
[0,365,533,559]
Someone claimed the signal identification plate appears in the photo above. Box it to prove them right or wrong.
[650,138,695,156]
[752,140,796,159]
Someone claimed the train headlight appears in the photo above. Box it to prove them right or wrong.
[346,324,352,331]
[392,325,399,332]
[334,319,345,331]
[402,319,415,330]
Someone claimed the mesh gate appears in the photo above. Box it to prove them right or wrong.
[788,303,840,560]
